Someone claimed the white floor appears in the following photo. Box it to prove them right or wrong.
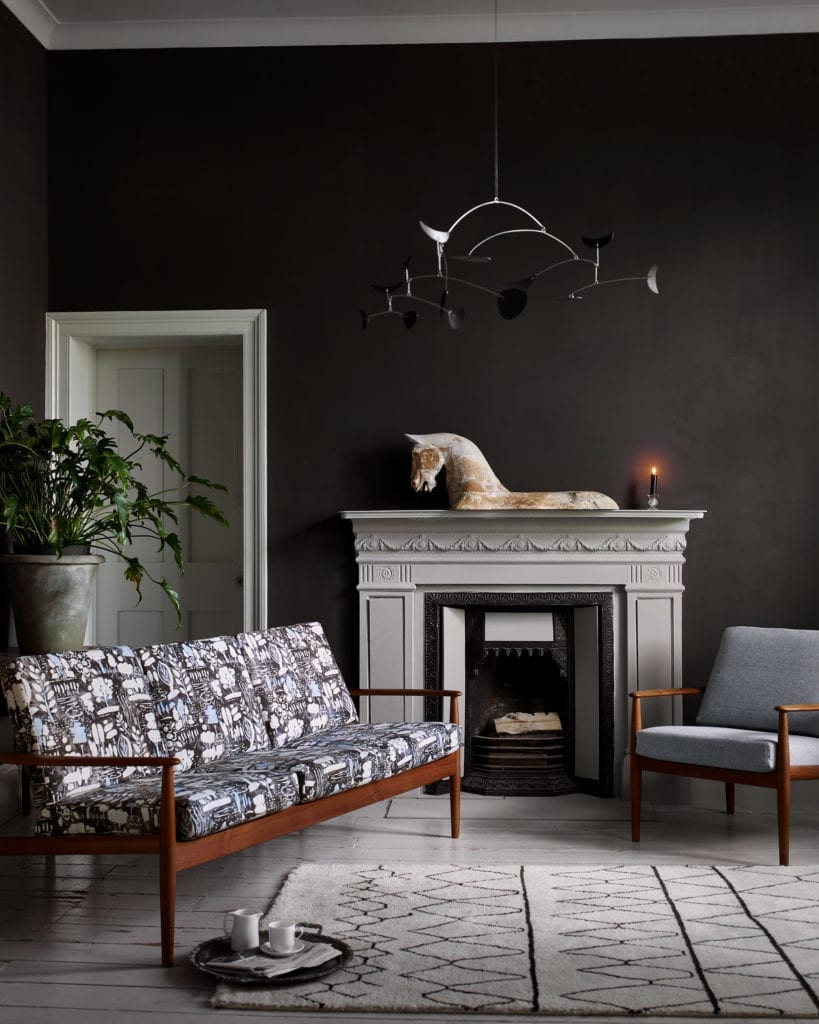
[0,793,818,1024]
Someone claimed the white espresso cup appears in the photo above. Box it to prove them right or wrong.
[267,920,303,955]
[223,908,263,951]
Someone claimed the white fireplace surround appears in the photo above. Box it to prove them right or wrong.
[342,509,705,796]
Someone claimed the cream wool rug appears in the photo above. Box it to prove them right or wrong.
[211,863,819,1016]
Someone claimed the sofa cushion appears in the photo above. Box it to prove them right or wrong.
[229,721,461,801]
[636,725,819,774]
[0,647,167,809]
[239,623,358,747]
[35,767,299,841]
[696,626,819,737]
[138,635,269,771]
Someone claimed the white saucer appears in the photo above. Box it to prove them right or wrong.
[259,940,306,958]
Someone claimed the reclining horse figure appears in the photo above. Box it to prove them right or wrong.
[408,433,619,511]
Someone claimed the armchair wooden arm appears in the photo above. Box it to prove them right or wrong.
[630,688,703,737]
[775,703,819,713]
[348,687,462,726]
[629,688,704,700]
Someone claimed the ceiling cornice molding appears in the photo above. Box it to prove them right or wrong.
[5,1,819,50]
[1,0,56,48]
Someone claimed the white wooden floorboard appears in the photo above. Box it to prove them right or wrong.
[387,793,637,819]
[0,794,817,1024]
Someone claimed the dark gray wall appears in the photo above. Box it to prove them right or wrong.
[43,36,819,684]
[0,4,46,408]
[0,6,46,646]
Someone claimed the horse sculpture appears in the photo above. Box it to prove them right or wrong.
[407,433,619,511]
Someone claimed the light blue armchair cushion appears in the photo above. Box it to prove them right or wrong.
[696,626,819,737]
[636,725,819,773]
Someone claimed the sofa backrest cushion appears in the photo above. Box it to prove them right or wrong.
[138,635,269,771]
[697,626,819,736]
[0,646,167,809]
[239,622,358,747]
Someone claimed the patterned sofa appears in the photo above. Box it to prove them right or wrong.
[0,622,462,965]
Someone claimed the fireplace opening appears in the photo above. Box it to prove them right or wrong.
[424,592,614,798]
[464,608,577,796]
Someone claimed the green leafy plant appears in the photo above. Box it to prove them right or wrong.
[0,391,228,621]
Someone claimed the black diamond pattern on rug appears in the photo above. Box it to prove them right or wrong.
[212,863,819,1016]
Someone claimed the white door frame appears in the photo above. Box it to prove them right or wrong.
[44,309,268,635]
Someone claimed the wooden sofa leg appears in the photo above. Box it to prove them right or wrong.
[159,766,177,966]
[449,760,461,839]
[630,755,642,843]
[160,851,176,966]
[725,782,735,815]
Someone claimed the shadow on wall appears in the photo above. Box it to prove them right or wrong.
[352,441,447,511]
[268,514,359,674]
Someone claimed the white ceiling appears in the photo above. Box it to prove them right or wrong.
[4,0,819,50]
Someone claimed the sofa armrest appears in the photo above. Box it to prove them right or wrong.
[775,703,819,713]
[629,688,704,741]
[348,688,462,726]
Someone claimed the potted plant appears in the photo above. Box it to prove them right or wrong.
[0,391,228,654]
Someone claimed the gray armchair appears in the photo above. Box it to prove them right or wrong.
[630,626,819,864]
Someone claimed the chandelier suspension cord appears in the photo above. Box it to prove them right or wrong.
[358,0,659,330]
[493,0,499,200]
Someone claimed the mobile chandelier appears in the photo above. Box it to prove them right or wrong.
[360,2,658,331]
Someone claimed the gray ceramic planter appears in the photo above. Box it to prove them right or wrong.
[1,553,105,654]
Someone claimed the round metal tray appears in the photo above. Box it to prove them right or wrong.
[190,923,351,986]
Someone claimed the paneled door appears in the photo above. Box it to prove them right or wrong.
[94,345,243,646]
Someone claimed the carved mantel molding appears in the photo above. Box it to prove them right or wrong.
[354,532,687,554]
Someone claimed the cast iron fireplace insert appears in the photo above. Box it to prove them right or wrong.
[423,591,614,797]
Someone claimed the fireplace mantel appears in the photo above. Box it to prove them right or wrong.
[341,508,705,794]
[343,508,703,552]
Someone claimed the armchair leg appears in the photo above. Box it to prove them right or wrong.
[630,755,642,843]
[776,776,791,866]
[724,782,735,815]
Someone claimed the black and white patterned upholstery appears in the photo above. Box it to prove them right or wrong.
[33,720,460,838]
[239,623,358,746]
[138,635,269,771]
[0,647,167,809]
[35,766,300,840]
[1,625,460,840]
[229,721,462,802]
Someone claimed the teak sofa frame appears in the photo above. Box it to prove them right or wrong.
[0,688,462,966]
[630,687,819,865]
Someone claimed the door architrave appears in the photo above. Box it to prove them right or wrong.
[44,309,268,637]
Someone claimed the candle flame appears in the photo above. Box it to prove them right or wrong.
[651,466,657,474]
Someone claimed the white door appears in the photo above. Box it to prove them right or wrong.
[94,346,244,646]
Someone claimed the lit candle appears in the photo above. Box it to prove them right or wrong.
[650,466,658,495]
